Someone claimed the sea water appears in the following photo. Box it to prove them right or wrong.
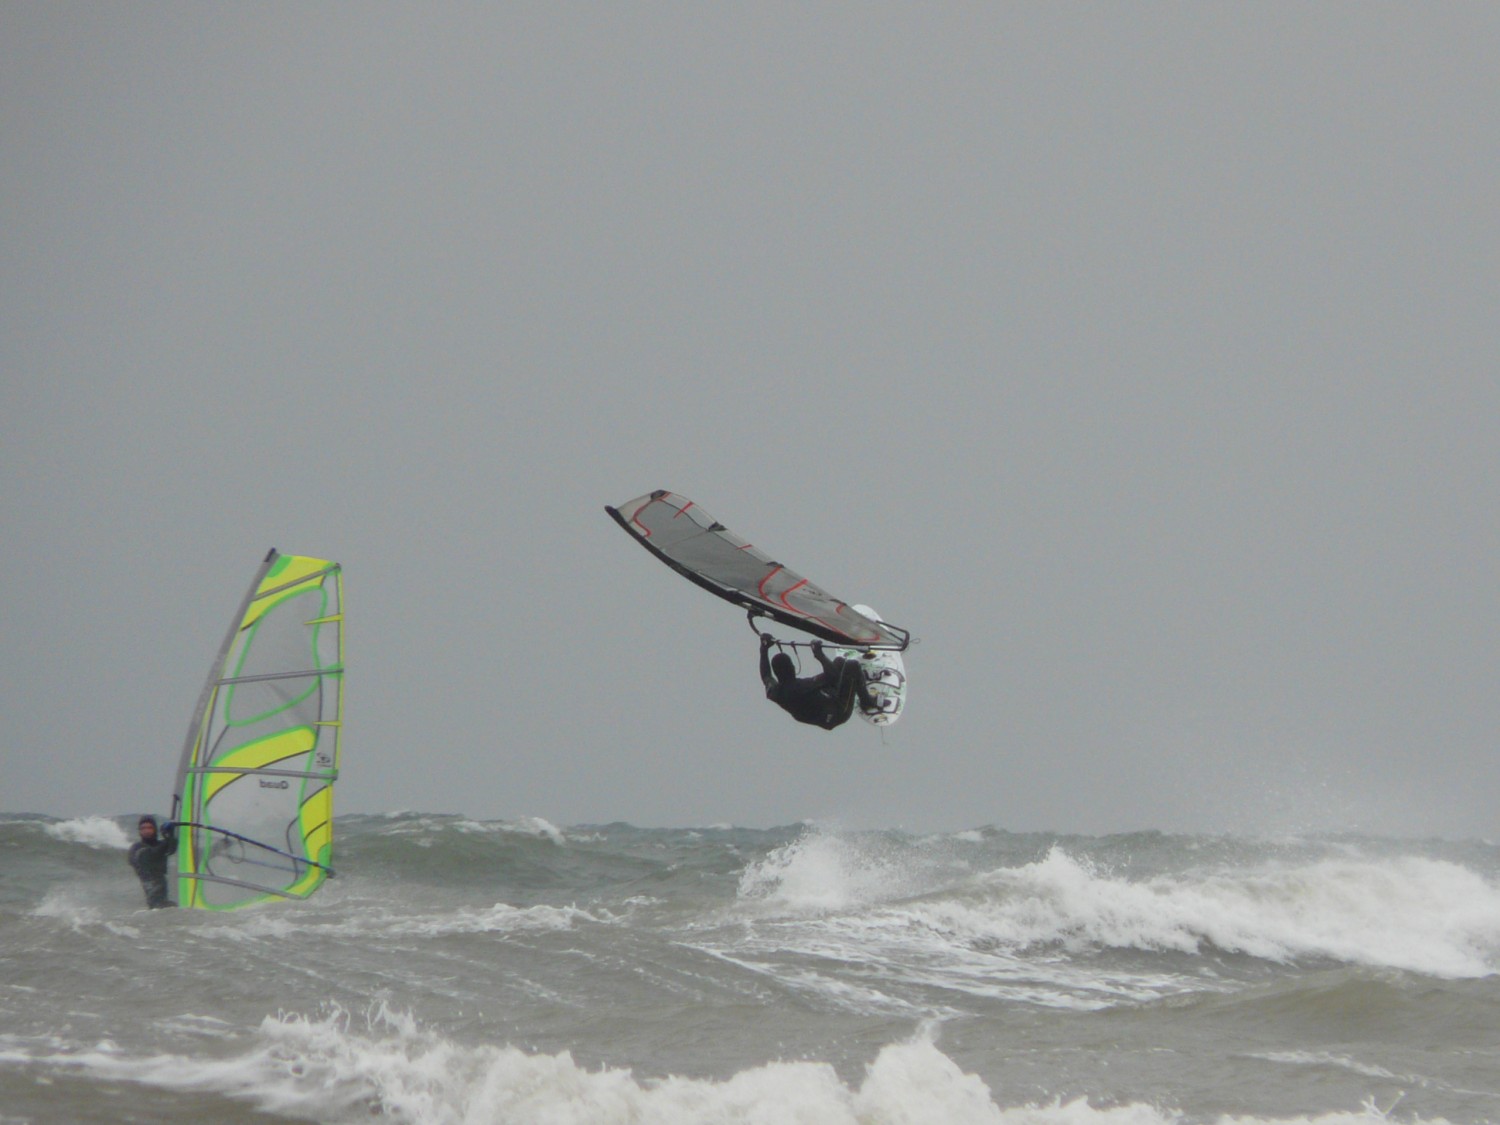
[1,814,1497,1123]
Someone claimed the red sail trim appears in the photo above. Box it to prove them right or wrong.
[630,506,655,538]
[757,566,787,603]
[776,578,809,612]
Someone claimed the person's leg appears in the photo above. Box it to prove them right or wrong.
[835,659,877,712]
[826,670,857,726]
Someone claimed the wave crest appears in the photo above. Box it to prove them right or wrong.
[43,816,130,850]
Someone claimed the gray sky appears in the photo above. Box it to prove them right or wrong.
[4,4,1496,836]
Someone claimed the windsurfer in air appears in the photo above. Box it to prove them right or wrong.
[759,633,877,731]
[128,815,177,909]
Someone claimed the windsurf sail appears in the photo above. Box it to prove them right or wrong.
[606,490,909,650]
[170,550,344,910]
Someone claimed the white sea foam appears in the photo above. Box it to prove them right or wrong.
[391,814,569,844]
[43,816,130,850]
[205,900,608,944]
[734,834,1500,982]
[14,1009,1458,1125]
[383,901,605,936]
[445,815,561,841]
[23,1008,1006,1124]
[156,1013,235,1039]
[502,816,567,844]
[737,830,964,915]
[939,847,1500,978]
[31,891,142,938]
[1253,1052,1409,1082]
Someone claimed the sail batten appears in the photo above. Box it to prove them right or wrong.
[216,668,344,686]
[171,550,344,910]
[185,767,339,780]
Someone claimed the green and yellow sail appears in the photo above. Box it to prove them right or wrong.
[171,550,344,910]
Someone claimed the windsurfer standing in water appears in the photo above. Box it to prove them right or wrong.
[128,815,177,908]
[759,633,876,731]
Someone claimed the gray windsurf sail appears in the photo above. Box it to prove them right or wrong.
[606,490,909,650]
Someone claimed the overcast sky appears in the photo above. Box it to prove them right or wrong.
[3,4,1496,837]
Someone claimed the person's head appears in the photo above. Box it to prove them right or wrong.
[138,815,158,840]
[771,653,796,682]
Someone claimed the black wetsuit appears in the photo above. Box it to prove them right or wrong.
[128,821,178,909]
[761,642,875,731]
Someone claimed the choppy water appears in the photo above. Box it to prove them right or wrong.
[2,813,1498,1123]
